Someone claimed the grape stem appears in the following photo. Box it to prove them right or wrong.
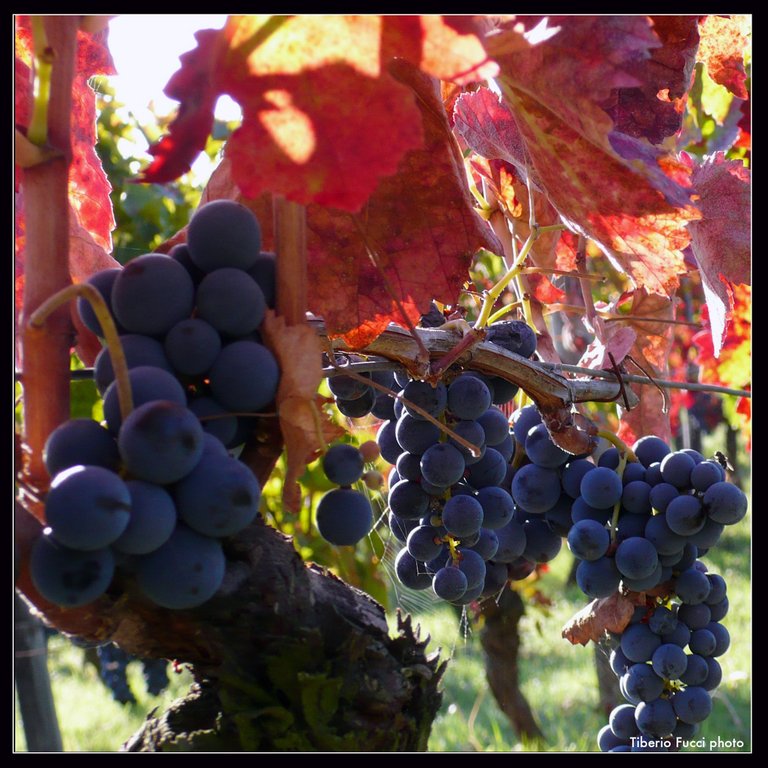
[595,430,637,463]
[609,450,627,544]
[28,283,134,423]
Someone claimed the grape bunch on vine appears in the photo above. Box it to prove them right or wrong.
[14,14,750,753]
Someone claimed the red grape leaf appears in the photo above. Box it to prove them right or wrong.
[487,16,657,147]
[481,17,700,297]
[613,289,677,444]
[160,61,502,350]
[261,312,346,512]
[304,61,502,347]
[578,326,637,371]
[562,591,639,646]
[601,16,700,144]
[687,152,750,357]
[692,282,751,392]
[142,15,493,213]
[137,28,221,186]
[697,15,750,100]
[453,87,526,168]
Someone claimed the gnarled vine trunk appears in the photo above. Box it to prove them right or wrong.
[17,513,444,752]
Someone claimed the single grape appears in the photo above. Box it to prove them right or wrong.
[635,698,677,738]
[632,436,671,469]
[395,414,441,455]
[406,525,444,562]
[621,481,652,515]
[209,340,280,413]
[402,380,447,420]
[476,407,510,447]
[315,488,373,545]
[442,494,484,538]
[615,537,659,580]
[322,443,365,486]
[522,518,562,563]
[476,486,515,530]
[666,495,706,536]
[394,548,432,590]
[113,480,177,555]
[702,481,748,525]
[446,374,491,421]
[136,524,226,609]
[651,643,688,680]
[567,519,610,561]
[511,464,561,514]
[43,419,120,477]
[111,254,194,336]
[336,389,375,418]
[164,318,222,377]
[493,520,527,562]
[485,320,537,358]
[621,623,662,663]
[196,268,266,337]
[524,422,570,468]
[118,400,204,485]
[576,556,621,598]
[94,334,173,394]
[580,467,623,509]
[679,654,710,686]
[433,565,467,601]
[608,704,640,739]
[187,199,261,272]
[420,443,466,488]
[45,465,131,550]
[674,567,712,605]
[660,451,696,489]
[465,447,508,490]
[622,663,665,703]
[30,533,115,608]
[175,454,261,537]
[671,687,712,724]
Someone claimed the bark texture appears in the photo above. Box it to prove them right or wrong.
[479,589,544,742]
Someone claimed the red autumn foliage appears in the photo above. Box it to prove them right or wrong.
[141,15,494,213]
[686,152,751,357]
[697,15,750,100]
[601,15,700,145]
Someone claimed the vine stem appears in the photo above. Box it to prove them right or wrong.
[541,363,751,398]
[473,170,544,331]
[27,17,54,146]
[19,16,79,497]
[29,283,134,423]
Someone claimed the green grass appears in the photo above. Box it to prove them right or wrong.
[16,502,751,753]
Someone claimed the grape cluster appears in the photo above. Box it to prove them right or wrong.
[31,201,277,611]
[322,320,543,605]
[598,563,731,752]
[354,349,746,749]
[568,439,744,600]
[96,643,169,704]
